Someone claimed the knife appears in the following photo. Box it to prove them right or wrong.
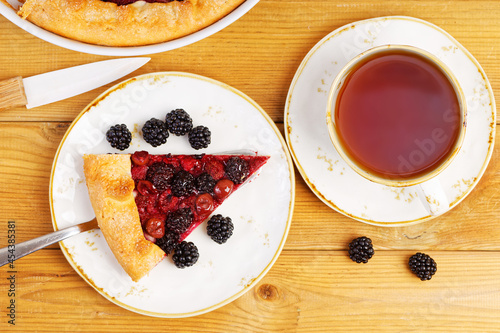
[0,57,150,110]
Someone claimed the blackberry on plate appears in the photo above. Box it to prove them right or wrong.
[207,214,234,244]
[165,109,193,136]
[409,252,437,281]
[142,118,169,147]
[106,124,132,150]
[170,170,195,197]
[225,156,249,184]
[155,231,179,255]
[348,236,374,263]
[146,161,175,191]
[166,208,193,235]
[195,173,217,194]
[188,125,211,150]
[172,241,199,268]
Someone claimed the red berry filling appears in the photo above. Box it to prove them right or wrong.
[130,151,269,250]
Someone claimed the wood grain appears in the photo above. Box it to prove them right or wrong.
[0,122,498,250]
[0,0,499,331]
[0,1,499,123]
[0,77,26,110]
[0,250,499,332]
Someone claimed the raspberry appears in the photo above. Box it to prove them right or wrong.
[348,236,374,263]
[172,241,199,268]
[142,118,169,147]
[106,124,132,150]
[207,214,234,244]
[165,108,193,136]
[188,125,211,150]
[204,160,225,180]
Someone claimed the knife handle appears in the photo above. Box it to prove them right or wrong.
[0,77,27,110]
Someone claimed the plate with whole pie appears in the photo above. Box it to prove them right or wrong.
[0,0,258,55]
[49,72,295,317]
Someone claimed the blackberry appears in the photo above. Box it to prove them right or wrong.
[195,173,216,194]
[106,124,132,150]
[409,252,437,281]
[142,118,169,147]
[348,236,374,263]
[165,109,193,136]
[188,125,211,150]
[146,162,175,191]
[170,170,195,197]
[155,231,179,255]
[166,208,193,235]
[224,157,249,184]
[207,214,234,244]
[172,241,199,268]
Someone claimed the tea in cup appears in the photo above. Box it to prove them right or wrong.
[326,45,466,215]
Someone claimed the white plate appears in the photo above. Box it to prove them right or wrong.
[49,72,295,317]
[0,0,258,56]
[285,16,496,226]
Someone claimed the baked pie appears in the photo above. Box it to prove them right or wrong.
[83,151,268,281]
[9,0,245,46]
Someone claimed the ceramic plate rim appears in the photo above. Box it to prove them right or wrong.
[0,0,259,56]
[284,15,496,227]
[49,71,295,317]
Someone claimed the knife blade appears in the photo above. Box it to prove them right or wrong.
[0,57,150,110]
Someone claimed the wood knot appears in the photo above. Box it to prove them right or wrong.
[257,284,279,301]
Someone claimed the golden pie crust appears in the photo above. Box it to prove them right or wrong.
[15,0,245,46]
[83,154,165,282]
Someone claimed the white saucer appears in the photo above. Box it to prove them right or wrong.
[284,16,496,226]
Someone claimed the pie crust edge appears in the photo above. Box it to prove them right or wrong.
[82,153,165,282]
[16,0,246,47]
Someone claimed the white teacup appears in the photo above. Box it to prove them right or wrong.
[326,45,467,215]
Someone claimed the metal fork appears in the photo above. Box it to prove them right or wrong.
[0,218,98,267]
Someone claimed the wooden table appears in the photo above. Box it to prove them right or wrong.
[1,1,499,331]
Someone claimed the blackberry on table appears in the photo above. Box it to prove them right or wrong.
[170,170,195,197]
[224,156,249,184]
[172,241,199,268]
[146,161,175,191]
[348,236,374,263]
[165,109,193,136]
[409,252,437,281]
[188,125,211,150]
[155,230,179,255]
[106,124,132,150]
[207,214,234,244]
[142,118,169,147]
[166,208,193,236]
[195,173,217,194]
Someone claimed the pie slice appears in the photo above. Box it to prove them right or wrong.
[83,151,269,281]
[12,0,245,47]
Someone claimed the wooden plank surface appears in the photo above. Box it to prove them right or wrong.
[0,0,499,332]
[0,251,499,332]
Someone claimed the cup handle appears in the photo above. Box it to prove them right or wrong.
[417,178,449,216]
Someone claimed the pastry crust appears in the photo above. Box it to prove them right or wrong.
[17,0,245,46]
[83,154,165,282]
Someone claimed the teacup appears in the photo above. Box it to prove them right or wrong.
[326,45,466,215]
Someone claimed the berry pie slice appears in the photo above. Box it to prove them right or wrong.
[83,151,269,281]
